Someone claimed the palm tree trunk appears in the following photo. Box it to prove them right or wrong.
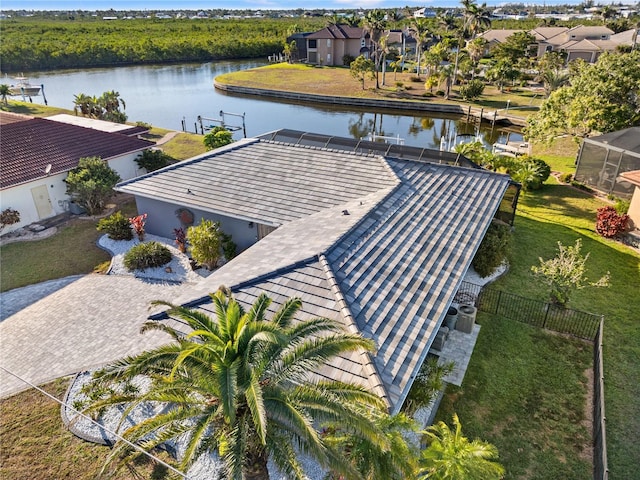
[245,448,270,480]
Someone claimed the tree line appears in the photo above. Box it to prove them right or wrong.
[0,17,325,71]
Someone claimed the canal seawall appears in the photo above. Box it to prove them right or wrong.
[213,81,528,128]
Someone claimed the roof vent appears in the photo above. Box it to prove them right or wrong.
[342,210,350,216]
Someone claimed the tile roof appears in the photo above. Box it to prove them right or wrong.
[153,135,511,413]
[306,25,365,40]
[0,117,153,189]
[116,139,399,226]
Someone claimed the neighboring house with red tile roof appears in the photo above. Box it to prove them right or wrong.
[0,112,153,233]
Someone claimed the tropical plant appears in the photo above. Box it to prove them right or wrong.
[134,149,175,172]
[203,126,234,150]
[350,55,376,90]
[485,59,520,92]
[123,241,172,271]
[0,207,20,232]
[324,413,419,480]
[362,9,387,88]
[97,211,133,241]
[419,413,505,480]
[129,213,147,241]
[472,221,512,277]
[221,231,237,261]
[64,157,121,216]
[0,84,10,106]
[538,69,570,97]
[409,18,432,78]
[510,156,551,191]
[173,227,186,253]
[531,238,610,306]
[84,288,391,480]
[458,79,485,101]
[595,206,629,238]
[186,218,223,270]
[438,64,456,99]
[462,0,492,39]
[403,356,455,417]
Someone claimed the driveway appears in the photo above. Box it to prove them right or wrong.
[0,274,192,398]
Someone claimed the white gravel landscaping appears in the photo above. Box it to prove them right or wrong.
[98,234,211,284]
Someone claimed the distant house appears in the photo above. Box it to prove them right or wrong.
[305,25,371,66]
[413,7,437,18]
[118,129,518,414]
[0,112,152,233]
[479,25,637,63]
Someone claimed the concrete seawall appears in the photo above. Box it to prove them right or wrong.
[214,81,527,128]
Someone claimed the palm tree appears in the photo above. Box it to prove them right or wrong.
[409,18,432,78]
[419,413,505,480]
[363,9,387,88]
[0,84,10,106]
[99,90,127,123]
[462,0,492,40]
[466,37,487,78]
[538,69,570,97]
[84,288,393,480]
[73,93,93,116]
[438,64,456,99]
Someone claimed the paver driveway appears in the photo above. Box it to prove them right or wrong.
[0,274,193,398]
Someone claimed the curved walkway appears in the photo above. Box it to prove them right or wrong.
[0,274,191,398]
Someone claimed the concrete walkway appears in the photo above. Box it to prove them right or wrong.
[0,274,191,398]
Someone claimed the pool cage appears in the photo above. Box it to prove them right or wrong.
[574,127,640,199]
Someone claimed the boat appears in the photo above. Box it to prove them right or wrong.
[8,76,41,97]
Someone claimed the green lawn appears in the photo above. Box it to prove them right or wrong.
[0,378,171,480]
[438,184,640,479]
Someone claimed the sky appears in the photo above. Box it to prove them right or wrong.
[1,0,592,11]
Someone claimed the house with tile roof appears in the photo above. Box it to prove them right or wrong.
[117,129,518,413]
[305,25,371,66]
[479,25,637,62]
[0,112,153,233]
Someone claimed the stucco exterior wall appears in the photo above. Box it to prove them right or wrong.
[107,152,147,182]
[627,186,640,229]
[134,196,259,252]
[1,173,69,233]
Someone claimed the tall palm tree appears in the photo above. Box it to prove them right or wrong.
[419,413,505,480]
[0,84,10,106]
[363,9,387,88]
[409,18,432,78]
[462,0,492,40]
[84,288,393,480]
[466,37,487,78]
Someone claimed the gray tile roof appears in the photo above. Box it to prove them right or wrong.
[117,139,398,226]
[150,135,511,413]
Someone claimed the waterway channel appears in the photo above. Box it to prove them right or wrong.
[24,59,521,150]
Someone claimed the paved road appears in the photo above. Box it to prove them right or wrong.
[0,274,191,398]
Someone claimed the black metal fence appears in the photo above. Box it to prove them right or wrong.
[455,281,601,341]
[593,320,609,480]
[455,281,608,479]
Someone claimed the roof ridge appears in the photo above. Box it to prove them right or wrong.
[318,254,388,405]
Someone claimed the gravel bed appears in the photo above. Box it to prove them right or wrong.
[98,234,211,283]
[65,371,326,480]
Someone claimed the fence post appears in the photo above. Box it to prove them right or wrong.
[495,289,501,315]
[542,303,550,329]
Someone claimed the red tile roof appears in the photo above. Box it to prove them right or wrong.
[0,116,153,189]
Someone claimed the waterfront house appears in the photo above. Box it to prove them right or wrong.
[117,129,518,413]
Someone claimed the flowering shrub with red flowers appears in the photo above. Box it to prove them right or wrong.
[595,206,629,238]
[174,227,187,253]
[129,213,148,241]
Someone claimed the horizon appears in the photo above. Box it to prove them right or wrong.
[1,0,607,12]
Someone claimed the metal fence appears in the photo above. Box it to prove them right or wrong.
[455,281,608,479]
[454,281,601,341]
[593,320,609,480]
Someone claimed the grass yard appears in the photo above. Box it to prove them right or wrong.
[215,63,544,113]
[0,377,171,480]
[0,197,137,292]
[438,183,640,479]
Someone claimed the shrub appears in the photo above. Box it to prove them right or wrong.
[511,156,551,191]
[97,211,133,240]
[203,126,234,150]
[0,207,20,232]
[221,231,237,261]
[395,81,404,88]
[174,227,187,252]
[614,198,630,214]
[596,206,629,238]
[558,172,573,183]
[129,213,147,241]
[65,156,121,215]
[435,90,445,97]
[342,54,355,66]
[403,356,454,416]
[187,218,223,270]
[123,241,172,271]
[410,76,422,82]
[458,79,485,101]
[135,149,175,172]
[472,222,513,277]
